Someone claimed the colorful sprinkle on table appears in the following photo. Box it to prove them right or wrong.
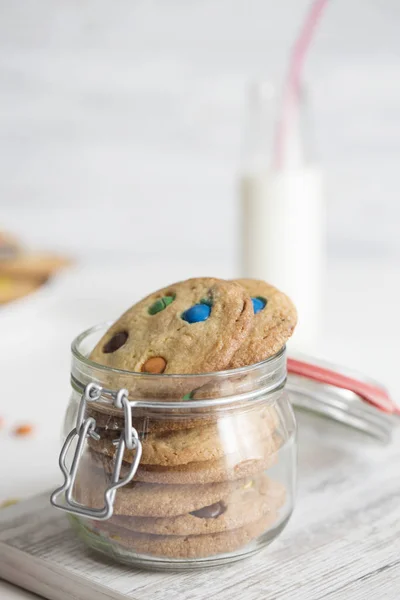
[0,498,19,509]
[13,424,34,437]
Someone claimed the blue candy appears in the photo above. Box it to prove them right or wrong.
[182,303,211,323]
[252,297,267,314]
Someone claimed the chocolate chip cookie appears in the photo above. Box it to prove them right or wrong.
[229,279,297,368]
[89,277,253,375]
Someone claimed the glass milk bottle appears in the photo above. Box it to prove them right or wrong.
[239,81,325,353]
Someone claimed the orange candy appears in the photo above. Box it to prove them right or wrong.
[13,424,34,437]
[141,357,167,374]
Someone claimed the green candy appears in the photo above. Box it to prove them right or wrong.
[182,392,193,400]
[148,295,175,315]
[200,297,213,307]
[163,295,174,307]
[148,299,165,315]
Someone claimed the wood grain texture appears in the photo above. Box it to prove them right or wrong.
[123,411,400,600]
[2,408,399,600]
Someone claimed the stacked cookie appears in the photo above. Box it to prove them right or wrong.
[75,277,297,560]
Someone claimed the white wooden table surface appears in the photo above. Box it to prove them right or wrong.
[0,261,399,599]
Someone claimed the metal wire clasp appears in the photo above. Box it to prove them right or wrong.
[50,384,142,520]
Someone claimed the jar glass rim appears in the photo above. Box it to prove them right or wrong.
[71,322,287,409]
[71,321,286,381]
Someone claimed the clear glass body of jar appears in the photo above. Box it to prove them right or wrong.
[56,323,297,570]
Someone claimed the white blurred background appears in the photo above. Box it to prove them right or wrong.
[1,0,399,265]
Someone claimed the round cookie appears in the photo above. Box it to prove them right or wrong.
[87,406,278,467]
[88,433,280,485]
[229,279,297,368]
[89,477,285,536]
[89,277,254,375]
[84,511,280,559]
[86,397,279,437]
[75,456,257,518]
[85,403,214,435]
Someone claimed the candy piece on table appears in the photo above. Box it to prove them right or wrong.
[0,498,19,509]
[13,424,35,437]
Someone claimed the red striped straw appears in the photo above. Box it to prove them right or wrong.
[273,0,329,170]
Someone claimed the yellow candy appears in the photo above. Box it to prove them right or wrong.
[0,498,19,509]
[242,480,254,490]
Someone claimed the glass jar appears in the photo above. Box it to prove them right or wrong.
[51,323,297,570]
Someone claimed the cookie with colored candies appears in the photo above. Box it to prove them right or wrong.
[90,278,253,375]
[228,279,297,368]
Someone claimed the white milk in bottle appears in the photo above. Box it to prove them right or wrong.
[239,82,325,352]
